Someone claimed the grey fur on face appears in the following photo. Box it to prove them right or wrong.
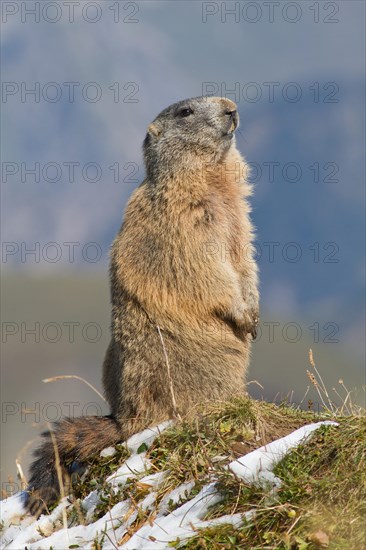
[143,96,239,181]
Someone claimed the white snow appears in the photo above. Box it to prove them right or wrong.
[100,446,117,458]
[0,494,25,528]
[139,471,169,489]
[120,483,229,549]
[107,452,151,490]
[158,480,195,515]
[228,421,338,487]
[26,499,131,550]
[124,421,173,455]
[0,419,338,550]
[1,497,70,550]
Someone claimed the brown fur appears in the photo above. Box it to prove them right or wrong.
[25,97,259,515]
[25,416,121,516]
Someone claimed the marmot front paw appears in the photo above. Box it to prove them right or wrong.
[229,302,259,339]
[246,308,259,339]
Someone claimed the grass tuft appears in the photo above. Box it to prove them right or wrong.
[181,416,366,549]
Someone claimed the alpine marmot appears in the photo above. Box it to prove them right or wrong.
[25,96,259,515]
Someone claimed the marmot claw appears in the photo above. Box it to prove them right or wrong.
[246,309,259,340]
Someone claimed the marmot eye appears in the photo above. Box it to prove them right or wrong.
[178,107,194,118]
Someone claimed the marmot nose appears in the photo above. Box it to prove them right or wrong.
[225,108,237,118]
[225,108,239,130]
[219,97,237,112]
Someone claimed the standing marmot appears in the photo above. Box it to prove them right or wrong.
[25,96,259,515]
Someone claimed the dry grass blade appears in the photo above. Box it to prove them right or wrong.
[338,379,353,415]
[47,422,69,537]
[157,325,181,421]
[246,380,264,390]
[105,508,120,549]
[15,436,37,491]
[299,385,310,406]
[308,349,335,413]
[308,348,316,369]
[307,350,365,417]
[15,459,27,489]
[332,386,351,415]
[306,369,329,412]
[43,375,106,403]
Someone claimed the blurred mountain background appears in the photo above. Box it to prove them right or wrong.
[1,1,365,490]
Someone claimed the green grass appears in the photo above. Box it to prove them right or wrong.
[66,397,319,532]
[35,396,365,549]
[179,416,366,550]
[70,442,130,521]
[148,398,320,498]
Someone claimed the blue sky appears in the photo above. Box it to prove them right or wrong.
[1,0,365,354]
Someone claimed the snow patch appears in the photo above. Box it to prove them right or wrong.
[125,421,173,455]
[229,421,338,486]
[1,420,338,550]
[100,447,117,458]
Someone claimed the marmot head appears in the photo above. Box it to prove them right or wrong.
[143,96,239,181]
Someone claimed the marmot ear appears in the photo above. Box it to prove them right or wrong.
[148,122,163,139]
